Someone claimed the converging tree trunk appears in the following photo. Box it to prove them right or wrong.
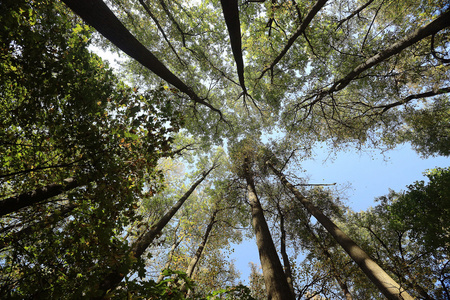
[185,210,217,279]
[303,218,353,300]
[243,157,295,300]
[268,162,414,300]
[156,221,183,284]
[95,165,216,298]
[61,0,222,116]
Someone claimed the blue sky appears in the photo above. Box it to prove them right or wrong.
[230,143,450,283]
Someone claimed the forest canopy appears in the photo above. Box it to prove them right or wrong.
[1,0,449,299]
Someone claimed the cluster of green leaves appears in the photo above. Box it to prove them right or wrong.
[0,0,182,297]
[389,167,450,252]
[2,0,449,297]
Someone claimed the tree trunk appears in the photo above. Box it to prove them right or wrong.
[0,177,81,217]
[268,162,414,300]
[275,201,295,296]
[61,0,222,115]
[185,210,217,278]
[94,165,215,298]
[181,210,217,295]
[243,158,295,300]
[303,220,353,300]
[219,0,246,92]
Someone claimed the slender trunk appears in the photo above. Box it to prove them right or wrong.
[243,158,295,300]
[181,210,218,294]
[94,165,215,298]
[275,202,295,296]
[268,162,413,300]
[185,210,217,278]
[0,177,81,217]
[303,221,353,300]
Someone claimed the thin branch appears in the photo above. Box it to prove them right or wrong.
[258,0,328,79]
[336,0,375,29]
[138,0,185,66]
[377,86,450,112]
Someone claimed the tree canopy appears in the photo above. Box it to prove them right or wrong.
[1,0,449,298]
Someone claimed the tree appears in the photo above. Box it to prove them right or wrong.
[0,0,179,297]
[3,0,450,297]
[283,187,355,300]
[390,167,450,252]
[230,139,295,300]
[95,163,215,298]
[268,161,414,300]
[339,169,450,299]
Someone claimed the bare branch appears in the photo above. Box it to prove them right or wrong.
[258,0,328,79]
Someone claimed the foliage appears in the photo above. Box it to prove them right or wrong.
[0,0,180,297]
[389,167,450,252]
[401,98,450,157]
[337,169,450,299]
[2,0,450,298]
[206,284,256,300]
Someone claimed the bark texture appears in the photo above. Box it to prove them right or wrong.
[243,158,295,300]
[268,162,414,300]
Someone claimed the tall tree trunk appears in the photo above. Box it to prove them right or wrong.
[268,162,414,300]
[243,158,295,300]
[185,210,217,278]
[275,201,295,296]
[303,219,353,300]
[61,0,222,116]
[219,0,246,93]
[181,210,217,294]
[95,165,216,298]
[0,177,82,217]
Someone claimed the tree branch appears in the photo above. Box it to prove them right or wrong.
[61,0,224,118]
[258,0,328,79]
[0,177,83,217]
